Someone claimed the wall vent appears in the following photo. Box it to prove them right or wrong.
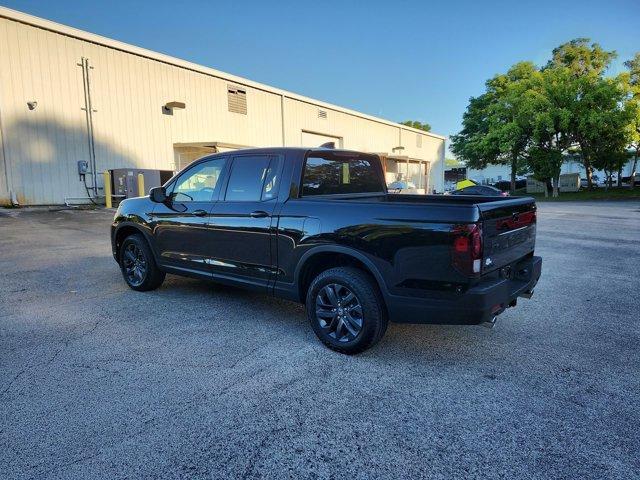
[228,85,247,114]
[318,109,327,119]
[416,133,422,148]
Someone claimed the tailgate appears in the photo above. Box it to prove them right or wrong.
[477,197,537,273]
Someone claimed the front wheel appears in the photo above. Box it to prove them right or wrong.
[306,267,388,354]
[119,233,165,291]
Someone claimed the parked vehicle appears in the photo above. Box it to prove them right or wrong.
[621,173,640,186]
[111,148,542,354]
[449,185,509,197]
[580,175,601,188]
[493,179,526,191]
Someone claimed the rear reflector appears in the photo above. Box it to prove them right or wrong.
[473,259,481,274]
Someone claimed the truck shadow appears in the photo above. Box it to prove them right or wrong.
[159,276,495,360]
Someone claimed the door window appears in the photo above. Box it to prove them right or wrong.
[170,157,227,202]
[225,155,281,202]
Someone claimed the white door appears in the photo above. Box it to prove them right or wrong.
[300,131,343,149]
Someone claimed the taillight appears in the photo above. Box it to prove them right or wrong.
[451,223,483,276]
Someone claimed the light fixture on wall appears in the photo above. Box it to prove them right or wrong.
[392,146,405,154]
[162,101,186,115]
[27,101,38,110]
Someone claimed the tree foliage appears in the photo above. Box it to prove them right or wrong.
[400,120,431,132]
[624,54,640,188]
[451,37,638,196]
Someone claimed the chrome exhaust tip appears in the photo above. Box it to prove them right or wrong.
[481,316,498,329]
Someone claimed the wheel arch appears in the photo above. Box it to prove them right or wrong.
[113,223,157,263]
[295,246,389,306]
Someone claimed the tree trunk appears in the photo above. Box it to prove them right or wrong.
[580,145,594,189]
[543,181,549,198]
[586,165,594,189]
[552,176,559,198]
[630,152,638,190]
[510,156,517,193]
[617,164,624,188]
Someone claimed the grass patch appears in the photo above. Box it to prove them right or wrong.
[527,188,640,201]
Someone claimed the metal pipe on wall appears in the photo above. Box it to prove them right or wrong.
[79,57,98,198]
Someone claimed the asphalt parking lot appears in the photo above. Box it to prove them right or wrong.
[1,201,639,479]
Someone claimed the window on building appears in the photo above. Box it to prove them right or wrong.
[227,85,247,114]
[416,134,422,148]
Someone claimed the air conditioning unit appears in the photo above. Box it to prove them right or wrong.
[109,168,174,204]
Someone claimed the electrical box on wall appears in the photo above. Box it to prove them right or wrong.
[77,160,89,176]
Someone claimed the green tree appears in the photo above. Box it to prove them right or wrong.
[452,38,630,197]
[547,38,616,78]
[451,62,536,192]
[527,65,577,197]
[400,120,431,132]
[450,92,501,170]
[624,53,640,188]
[574,75,633,189]
[547,38,618,188]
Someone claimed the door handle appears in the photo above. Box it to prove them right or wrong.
[250,210,270,218]
[192,209,208,217]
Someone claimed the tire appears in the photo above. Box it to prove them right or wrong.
[306,267,388,354]
[119,233,165,291]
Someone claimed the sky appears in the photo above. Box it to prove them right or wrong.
[2,0,639,155]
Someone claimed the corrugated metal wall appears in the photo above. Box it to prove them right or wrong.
[0,12,445,205]
[0,102,7,203]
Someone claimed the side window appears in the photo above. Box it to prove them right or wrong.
[170,157,227,202]
[225,155,280,202]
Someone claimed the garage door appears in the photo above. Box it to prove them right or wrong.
[300,131,343,149]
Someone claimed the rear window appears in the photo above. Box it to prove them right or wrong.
[302,153,384,196]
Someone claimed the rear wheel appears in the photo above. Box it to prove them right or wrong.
[119,233,165,291]
[306,267,387,354]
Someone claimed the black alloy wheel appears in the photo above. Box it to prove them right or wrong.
[315,283,363,342]
[306,267,388,354]
[119,233,165,291]
[122,242,147,287]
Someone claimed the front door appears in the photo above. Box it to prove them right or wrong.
[151,156,228,274]
[207,154,283,290]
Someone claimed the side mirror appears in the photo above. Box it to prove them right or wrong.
[150,186,167,203]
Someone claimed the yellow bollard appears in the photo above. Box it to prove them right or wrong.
[137,173,145,197]
[103,170,112,208]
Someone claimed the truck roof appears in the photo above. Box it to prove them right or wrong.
[208,147,377,157]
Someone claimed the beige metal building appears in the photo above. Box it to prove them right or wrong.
[0,7,445,206]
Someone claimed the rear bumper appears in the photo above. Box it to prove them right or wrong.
[387,256,542,325]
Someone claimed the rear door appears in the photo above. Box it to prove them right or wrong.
[207,154,283,290]
[477,198,537,274]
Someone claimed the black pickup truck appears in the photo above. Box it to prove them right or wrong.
[111,148,541,353]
